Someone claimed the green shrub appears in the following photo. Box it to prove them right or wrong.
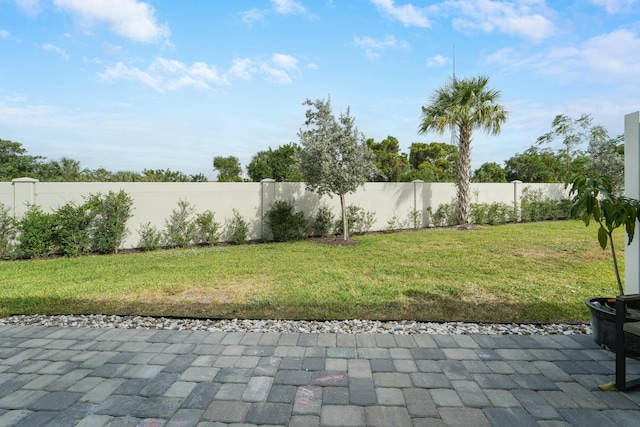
[520,188,570,222]
[434,201,516,226]
[386,215,402,231]
[336,205,376,235]
[17,205,57,259]
[0,203,16,259]
[555,199,572,220]
[164,199,197,248]
[86,190,134,254]
[138,222,162,251]
[53,202,92,257]
[265,200,307,242]
[486,202,517,225]
[407,208,422,229]
[312,205,335,237]
[194,210,221,246]
[470,202,515,225]
[471,203,489,225]
[226,209,249,245]
[432,201,456,226]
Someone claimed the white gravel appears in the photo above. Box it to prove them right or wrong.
[0,314,592,335]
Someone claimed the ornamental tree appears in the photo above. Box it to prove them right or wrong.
[297,97,376,240]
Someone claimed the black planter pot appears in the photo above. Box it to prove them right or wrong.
[586,297,640,356]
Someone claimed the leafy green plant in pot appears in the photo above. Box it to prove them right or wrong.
[567,174,640,352]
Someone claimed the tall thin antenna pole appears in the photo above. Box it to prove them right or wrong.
[452,45,456,82]
[450,45,458,147]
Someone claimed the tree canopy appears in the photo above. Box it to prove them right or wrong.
[367,136,408,182]
[0,139,43,181]
[472,162,507,183]
[247,144,302,182]
[213,156,243,182]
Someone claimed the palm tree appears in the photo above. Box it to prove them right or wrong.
[419,75,508,225]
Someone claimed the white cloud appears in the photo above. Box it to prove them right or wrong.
[485,29,640,82]
[370,0,430,28]
[53,0,170,43]
[271,0,306,14]
[240,8,266,26]
[580,29,640,78]
[43,43,69,60]
[98,54,302,91]
[0,30,9,39]
[0,89,27,103]
[98,62,162,90]
[272,53,298,70]
[260,64,293,84]
[591,0,637,13]
[354,35,404,59]
[100,42,123,57]
[13,0,42,16]
[427,54,449,67]
[259,54,301,84]
[229,58,257,80]
[448,0,555,41]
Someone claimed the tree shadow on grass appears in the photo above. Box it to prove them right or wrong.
[0,290,589,324]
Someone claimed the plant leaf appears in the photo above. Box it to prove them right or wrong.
[598,226,608,249]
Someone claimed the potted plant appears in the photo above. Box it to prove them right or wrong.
[567,174,640,353]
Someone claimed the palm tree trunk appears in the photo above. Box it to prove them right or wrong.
[456,126,472,225]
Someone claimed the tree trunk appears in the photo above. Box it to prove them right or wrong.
[340,193,349,241]
[456,126,472,225]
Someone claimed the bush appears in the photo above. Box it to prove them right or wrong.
[434,201,516,226]
[17,205,57,258]
[470,202,515,226]
[407,208,422,229]
[386,215,402,231]
[312,205,335,237]
[226,209,249,245]
[265,200,307,242]
[336,205,376,235]
[486,202,517,225]
[86,190,134,254]
[53,202,92,257]
[138,222,162,251]
[432,201,456,226]
[0,203,16,259]
[194,210,222,246]
[520,188,571,222]
[164,199,197,248]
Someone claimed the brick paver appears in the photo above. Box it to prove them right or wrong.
[0,324,639,426]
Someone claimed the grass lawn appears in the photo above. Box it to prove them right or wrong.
[0,220,625,323]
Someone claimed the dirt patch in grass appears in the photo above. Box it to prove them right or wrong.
[311,236,359,246]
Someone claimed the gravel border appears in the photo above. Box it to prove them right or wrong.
[0,314,592,335]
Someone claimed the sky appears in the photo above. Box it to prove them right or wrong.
[1,0,639,180]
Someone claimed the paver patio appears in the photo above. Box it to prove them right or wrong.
[0,324,639,426]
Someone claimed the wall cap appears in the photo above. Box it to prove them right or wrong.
[11,177,39,183]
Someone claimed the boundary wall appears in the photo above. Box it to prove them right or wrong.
[0,178,566,249]
[625,112,640,294]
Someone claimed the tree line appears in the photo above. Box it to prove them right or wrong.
[1,113,621,189]
[214,114,623,194]
[0,141,208,183]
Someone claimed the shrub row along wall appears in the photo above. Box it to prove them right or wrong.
[0,178,567,249]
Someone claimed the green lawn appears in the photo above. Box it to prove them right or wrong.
[0,220,624,323]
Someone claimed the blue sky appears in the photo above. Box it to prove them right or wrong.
[1,0,639,180]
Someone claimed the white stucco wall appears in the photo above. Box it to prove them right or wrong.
[1,179,569,249]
